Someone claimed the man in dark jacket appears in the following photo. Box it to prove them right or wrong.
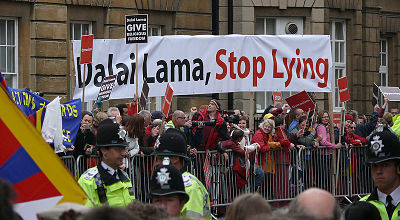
[192,99,230,158]
[351,104,379,138]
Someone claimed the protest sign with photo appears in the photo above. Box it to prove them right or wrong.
[97,75,117,101]
[73,35,333,100]
[140,79,149,108]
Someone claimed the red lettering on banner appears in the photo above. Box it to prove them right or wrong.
[238,56,250,78]
[303,58,316,79]
[253,57,265,87]
[296,49,301,78]
[229,52,237,79]
[215,48,329,89]
[272,49,283,78]
[316,58,329,88]
[216,49,227,80]
[283,57,295,87]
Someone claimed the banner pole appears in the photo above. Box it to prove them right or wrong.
[82,64,86,111]
[328,93,336,194]
[335,104,346,190]
[136,43,139,112]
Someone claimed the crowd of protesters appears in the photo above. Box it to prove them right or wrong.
[60,93,400,196]
[3,92,400,219]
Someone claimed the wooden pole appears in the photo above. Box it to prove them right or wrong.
[335,105,346,189]
[82,64,86,111]
[328,93,336,194]
[136,44,139,113]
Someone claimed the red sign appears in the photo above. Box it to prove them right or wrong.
[162,83,174,117]
[273,91,283,105]
[338,76,349,103]
[333,113,341,128]
[285,91,315,112]
[80,35,94,64]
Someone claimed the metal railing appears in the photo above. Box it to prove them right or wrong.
[62,146,374,213]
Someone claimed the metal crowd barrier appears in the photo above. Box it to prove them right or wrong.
[66,146,374,212]
[60,155,77,178]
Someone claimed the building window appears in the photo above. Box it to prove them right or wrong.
[0,18,18,88]
[379,39,388,106]
[330,21,346,110]
[254,18,303,112]
[379,39,388,87]
[71,22,92,110]
[70,22,92,40]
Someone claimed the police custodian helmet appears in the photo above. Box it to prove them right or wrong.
[150,164,190,203]
[96,119,128,148]
[366,129,400,164]
[152,128,188,159]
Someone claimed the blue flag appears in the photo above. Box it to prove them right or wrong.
[7,88,82,148]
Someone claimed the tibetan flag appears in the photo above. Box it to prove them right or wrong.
[204,154,211,190]
[27,107,46,132]
[0,86,87,219]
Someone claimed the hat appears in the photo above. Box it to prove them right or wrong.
[152,128,188,159]
[345,114,354,122]
[151,111,164,120]
[210,99,221,110]
[365,129,400,164]
[150,164,189,203]
[263,113,274,120]
[96,119,128,148]
[270,108,283,117]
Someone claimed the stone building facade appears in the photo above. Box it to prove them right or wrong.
[1,0,400,128]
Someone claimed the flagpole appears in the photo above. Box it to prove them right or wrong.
[136,43,139,113]
[82,64,86,111]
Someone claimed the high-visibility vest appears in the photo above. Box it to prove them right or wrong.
[78,166,135,207]
[360,194,400,220]
[181,171,211,220]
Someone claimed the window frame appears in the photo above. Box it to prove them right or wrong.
[0,17,18,88]
[254,17,301,113]
[330,20,346,111]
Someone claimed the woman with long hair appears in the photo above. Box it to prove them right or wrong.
[125,114,145,157]
[315,110,341,190]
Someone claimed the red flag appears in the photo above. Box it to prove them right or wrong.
[162,83,174,117]
[204,154,211,190]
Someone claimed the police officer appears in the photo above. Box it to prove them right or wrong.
[360,129,400,220]
[153,128,211,220]
[78,119,135,207]
[150,163,190,217]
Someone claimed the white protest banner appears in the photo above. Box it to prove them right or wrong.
[73,35,332,101]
